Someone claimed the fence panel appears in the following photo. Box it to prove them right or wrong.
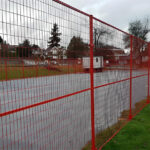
[93,18,131,150]
[0,0,92,149]
[0,0,149,150]
[131,37,149,117]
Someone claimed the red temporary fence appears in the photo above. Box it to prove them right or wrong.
[0,0,150,150]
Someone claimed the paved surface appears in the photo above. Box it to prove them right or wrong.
[0,70,148,150]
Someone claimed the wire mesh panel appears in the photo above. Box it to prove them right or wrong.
[0,92,92,150]
[0,0,92,150]
[92,18,132,150]
[132,76,147,114]
[94,36,149,150]
[0,0,149,150]
[131,37,149,117]
[132,37,148,77]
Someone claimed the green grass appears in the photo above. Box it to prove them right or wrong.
[102,103,150,150]
[82,100,147,150]
[0,64,84,81]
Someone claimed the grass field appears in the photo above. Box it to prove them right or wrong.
[82,100,148,150]
[0,64,84,81]
[102,103,150,150]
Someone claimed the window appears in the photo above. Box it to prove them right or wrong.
[96,58,98,62]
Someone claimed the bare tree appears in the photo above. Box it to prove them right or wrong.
[129,18,150,41]
[124,18,150,48]
[94,28,113,49]
[124,18,150,64]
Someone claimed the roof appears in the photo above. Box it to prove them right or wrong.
[119,55,130,61]
[94,48,125,57]
[112,50,125,56]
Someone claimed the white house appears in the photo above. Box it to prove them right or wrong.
[32,48,43,56]
[45,46,66,59]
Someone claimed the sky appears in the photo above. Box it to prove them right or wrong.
[0,0,150,48]
[62,0,150,35]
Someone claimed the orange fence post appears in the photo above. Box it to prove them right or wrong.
[129,35,133,120]
[90,15,96,150]
[147,43,150,104]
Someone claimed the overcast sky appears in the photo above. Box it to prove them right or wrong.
[62,0,150,34]
[0,0,150,47]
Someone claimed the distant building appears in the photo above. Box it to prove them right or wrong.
[32,48,43,57]
[118,55,130,65]
[141,50,148,63]
[112,49,126,61]
[45,46,66,59]
[95,48,126,60]
[0,44,17,56]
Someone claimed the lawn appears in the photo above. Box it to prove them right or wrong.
[0,64,84,81]
[102,103,150,150]
[82,100,148,150]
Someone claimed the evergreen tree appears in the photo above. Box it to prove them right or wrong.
[48,23,61,48]
[21,39,31,47]
[16,39,32,57]
[0,36,7,57]
[0,36,3,44]
[66,36,89,58]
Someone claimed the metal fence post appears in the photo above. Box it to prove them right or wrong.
[129,35,133,120]
[147,43,150,104]
[90,15,96,150]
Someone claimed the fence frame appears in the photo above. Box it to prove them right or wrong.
[0,0,150,150]
[147,43,150,104]
[90,15,96,150]
[53,1,150,149]
[129,35,133,120]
